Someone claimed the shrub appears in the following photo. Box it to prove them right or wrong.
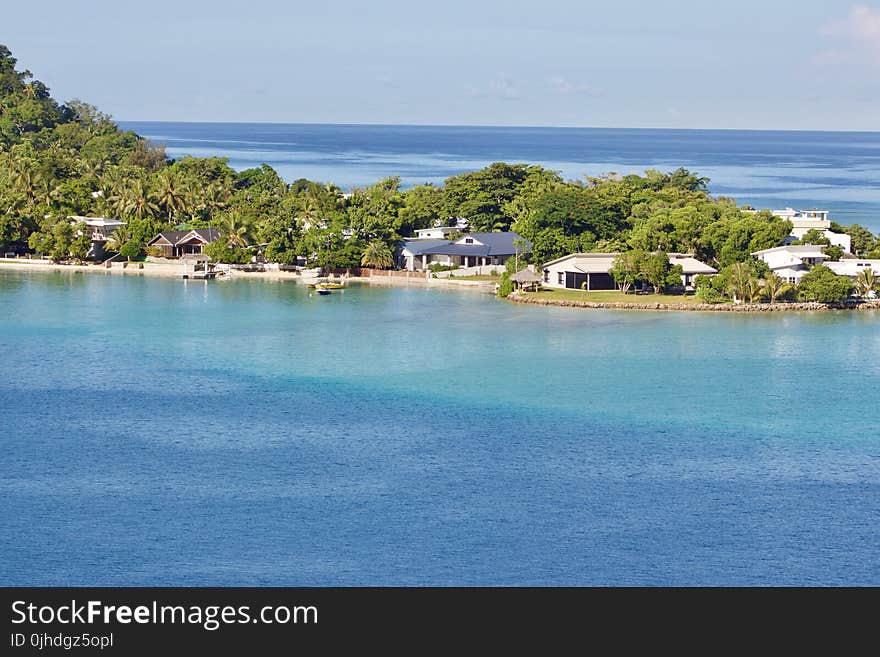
[496,272,514,298]
[119,241,144,261]
[695,286,725,303]
[428,263,458,273]
[204,241,251,264]
[796,265,853,302]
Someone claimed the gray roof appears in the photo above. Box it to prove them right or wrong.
[401,238,452,256]
[419,232,531,257]
[510,269,541,282]
[149,228,221,246]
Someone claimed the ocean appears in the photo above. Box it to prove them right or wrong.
[121,122,880,233]
[1,270,878,585]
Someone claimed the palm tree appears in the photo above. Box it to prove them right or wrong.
[297,194,321,229]
[745,276,763,304]
[123,179,160,221]
[761,272,788,303]
[11,164,43,214]
[195,180,231,223]
[856,267,878,298]
[223,212,251,247]
[725,262,752,303]
[361,240,394,269]
[102,169,135,218]
[154,170,188,223]
[103,226,133,256]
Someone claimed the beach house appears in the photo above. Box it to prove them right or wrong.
[771,208,852,252]
[751,244,829,284]
[68,216,127,260]
[541,253,717,290]
[399,232,530,271]
[147,228,221,258]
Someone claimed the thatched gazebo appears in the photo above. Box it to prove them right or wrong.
[510,268,541,291]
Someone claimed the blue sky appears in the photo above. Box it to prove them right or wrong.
[5,1,879,129]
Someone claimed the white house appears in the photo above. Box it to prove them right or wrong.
[825,259,880,278]
[399,232,530,271]
[771,208,852,252]
[413,226,459,240]
[751,245,829,284]
[68,216,126,260]
[541,253,717,290]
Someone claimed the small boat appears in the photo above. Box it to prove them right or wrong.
[316,288,331,295]
[308,279,345,289]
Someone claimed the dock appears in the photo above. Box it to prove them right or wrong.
[181,253,218,280]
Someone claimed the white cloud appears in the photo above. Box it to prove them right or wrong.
[815,5,880,68]
[547,76,599,96]
[822,5,880,43]
[466,77,521,100]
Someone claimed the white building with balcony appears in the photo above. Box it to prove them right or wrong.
[770,208,852,252]
[68,216,127,260]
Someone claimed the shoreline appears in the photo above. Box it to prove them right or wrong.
[3,260,876,309]
[0,259,495,291]
[508,291,880,312]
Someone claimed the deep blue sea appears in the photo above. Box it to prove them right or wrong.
[121,122,880,233]
[1,270,878,585]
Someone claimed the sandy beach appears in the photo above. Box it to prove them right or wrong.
[0,258,495,291]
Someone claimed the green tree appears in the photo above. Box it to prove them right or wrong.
[103,226,133,254]
[797,265,853,302]
[360,240,394,269]
[222,212,251,247]
[855,267,878,298]
[745,276,763,303]
[444,163,544,232]
[796,228,831,246]
[154,170,188,222]
[610,250,644,293]
[822,245,844,261]
[724,262,754,302]
[761,272,789,303]
[496,271,514,298]
[119,240,143,261]
[839,224,877,257]
[640,251,681,293]
[204,240,250,264]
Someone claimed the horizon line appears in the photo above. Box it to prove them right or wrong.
[114,119,880,135]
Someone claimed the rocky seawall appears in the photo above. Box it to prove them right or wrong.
[508,293,880,312]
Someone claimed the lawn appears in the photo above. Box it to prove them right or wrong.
[518,288,710,304]
[447,274,502,281]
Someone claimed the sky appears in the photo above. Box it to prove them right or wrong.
[5,0,880,129]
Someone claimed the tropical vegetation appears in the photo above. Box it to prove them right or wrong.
[0,44,877,306]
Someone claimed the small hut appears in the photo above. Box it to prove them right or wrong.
[510,268,541,291]
[181,253,215,279]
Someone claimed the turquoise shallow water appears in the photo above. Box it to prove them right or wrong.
[1,269,879,585]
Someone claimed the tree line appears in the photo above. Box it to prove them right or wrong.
[2,44,879,294]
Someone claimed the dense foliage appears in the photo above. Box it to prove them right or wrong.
[1,43,878,285]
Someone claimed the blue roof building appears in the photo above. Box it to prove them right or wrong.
[399,232,531,271]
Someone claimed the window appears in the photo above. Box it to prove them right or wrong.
[464,238,473,244]
[557,272,564,285]
[543,270,549,283]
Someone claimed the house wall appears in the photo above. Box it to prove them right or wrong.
[542,258,615,289]
[757,251,825,270]
[405,253,508,271]
[825,260,880,278]
[788,227,852,252]
[772,266,808,284]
